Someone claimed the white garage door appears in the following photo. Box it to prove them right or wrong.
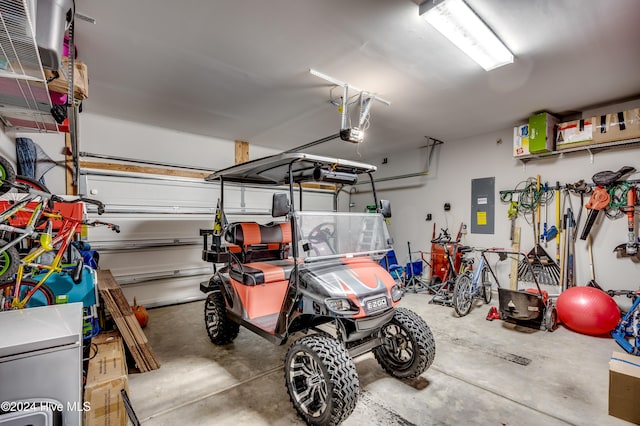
[81,169,334,307]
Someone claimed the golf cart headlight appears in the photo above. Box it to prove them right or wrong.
[325,298,355,312]
[391,285,403,302]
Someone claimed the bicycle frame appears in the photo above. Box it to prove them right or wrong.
[10,213,82,309]
[0,193,46,255]
[470,251,500,295]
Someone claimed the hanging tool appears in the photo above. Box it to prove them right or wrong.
[567,179,591,241]
[518,180,561,286]
[555,181,561,263]
[586,235,604,290]
[508,198,518,241]
[614,186,638,256]
[559,210,568,290]
[566,208,575,288]
[581,166,635,240]
[579,186,610,240]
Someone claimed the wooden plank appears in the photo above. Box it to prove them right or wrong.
[235,140,249,164]
[81,161,209,179]
[97,269,160,371]
[65,133,77,195]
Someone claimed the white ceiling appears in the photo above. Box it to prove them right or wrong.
[74,0,640,161]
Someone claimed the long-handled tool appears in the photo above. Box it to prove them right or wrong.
[614,185,638,256]
[586,234,604,290]
[518,176,561,286]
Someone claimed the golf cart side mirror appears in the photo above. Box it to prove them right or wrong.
[378,199,392,218]
[272,192,290,217]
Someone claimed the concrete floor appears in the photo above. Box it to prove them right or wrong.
[128,293,631,425]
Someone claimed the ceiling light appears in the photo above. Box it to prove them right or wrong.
[419,0,514,71]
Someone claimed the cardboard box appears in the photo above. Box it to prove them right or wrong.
[44,58,89,100]
[84,376,129,426]
[594,108,640,144]
[84,331,129,426]
[513,124,530,157]
[609,351,640,424]
[556,117,595,150]
[528,112,559,154]
[85,332,127,385]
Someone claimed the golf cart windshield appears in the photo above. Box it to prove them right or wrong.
[295,211,391,261]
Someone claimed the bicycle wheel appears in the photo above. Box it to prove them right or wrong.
[453,272,473,317]
[0,175,50,204]
[481,267,493,304]
[0,156,16,196]
[0,279,55,309]
[0,240,19,281]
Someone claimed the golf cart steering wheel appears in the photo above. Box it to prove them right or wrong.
[308,222,336,254]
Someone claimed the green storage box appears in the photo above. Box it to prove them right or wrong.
[528,112,559,153]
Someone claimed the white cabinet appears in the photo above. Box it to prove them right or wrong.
[0,303,83,426]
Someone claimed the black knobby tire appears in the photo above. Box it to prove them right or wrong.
[482,267,493,304]
[374,307,436,379]
[0,240,19,281]
[453,272,473,317]
[0,156,16,196]
[285,334,359,426]
[0,279,55,308]
[204,290,239,344]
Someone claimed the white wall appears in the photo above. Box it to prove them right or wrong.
[353,99,640,294]
[0,112,281,194]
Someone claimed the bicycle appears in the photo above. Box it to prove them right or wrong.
[429,228,472,305]
[452,248,502,317]
[610,289,640,355]
[0,185,119,310]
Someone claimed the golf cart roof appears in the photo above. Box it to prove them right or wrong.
[205,152,377,185]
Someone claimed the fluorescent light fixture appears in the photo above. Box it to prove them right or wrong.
[419,0,514,71]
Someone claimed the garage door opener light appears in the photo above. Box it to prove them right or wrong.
[309,69,391,143]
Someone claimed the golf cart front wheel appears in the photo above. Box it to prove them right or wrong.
[285,334,359,426]
[204,290,239,344]
[374,307,436,379]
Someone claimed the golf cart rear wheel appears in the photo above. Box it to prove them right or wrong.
[374,307,436,379]
[482,268,493,304]
[285,334,358,426]
[204,291,239,344]
[453,273,473,317]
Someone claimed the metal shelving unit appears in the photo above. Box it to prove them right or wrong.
[0,0,57,132]
[518,137,640,163]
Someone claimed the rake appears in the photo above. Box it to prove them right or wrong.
[518,177,561,286]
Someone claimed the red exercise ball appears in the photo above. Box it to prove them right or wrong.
[556,286,620,336]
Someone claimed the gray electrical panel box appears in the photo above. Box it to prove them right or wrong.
[471,177,495,234]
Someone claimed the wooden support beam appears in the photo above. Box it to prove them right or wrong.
[80,161,210,179]
[235,140,249,164]
[65,133,77,195]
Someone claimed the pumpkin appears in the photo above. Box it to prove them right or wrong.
[131,297,149,328]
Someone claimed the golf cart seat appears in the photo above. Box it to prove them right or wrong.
[225,221,292,263]
[229,260,295,286]
[225,221,294,320]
